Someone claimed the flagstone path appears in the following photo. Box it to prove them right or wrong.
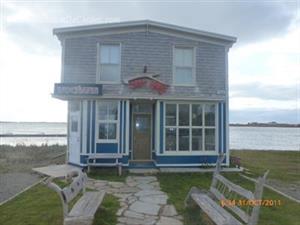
[87,176,183,225]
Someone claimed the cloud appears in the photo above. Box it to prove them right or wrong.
[1,2,299,122]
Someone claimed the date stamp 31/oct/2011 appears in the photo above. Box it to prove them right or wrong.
[220,199,282,207]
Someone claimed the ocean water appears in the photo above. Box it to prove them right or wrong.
[0,122,299,151]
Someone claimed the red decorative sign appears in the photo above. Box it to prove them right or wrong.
[128,77,168,95]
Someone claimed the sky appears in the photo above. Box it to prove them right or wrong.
[0,0,299,123]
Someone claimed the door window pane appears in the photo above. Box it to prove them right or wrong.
[205,129,215,151]
[179,104,189,126]
[165,128,176,151]
[179,128,189,151]
[192,104,202,126]
[192,129,202,151]
[205,105,215,126]
[71,120,78,132]
[166,104,176,126]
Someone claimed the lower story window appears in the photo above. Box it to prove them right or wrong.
[97,101,118,141]
[165,103,216,152]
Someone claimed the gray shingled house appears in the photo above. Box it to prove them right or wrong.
[52,20,236,168]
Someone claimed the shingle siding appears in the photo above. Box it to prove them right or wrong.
[63,31,226,99]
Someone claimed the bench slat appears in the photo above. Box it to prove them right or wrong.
[88,154,122,159]
[214,174,254,200]
[191,193,242,225]
[68,191,105,218]
[63,173,87,203]
[210,187,250,223]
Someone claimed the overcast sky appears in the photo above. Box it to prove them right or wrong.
[0,1,299,123]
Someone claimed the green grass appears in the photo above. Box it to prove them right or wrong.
[157,172,300,225]
[0,184,119,225]
[231,150,300,183]
[88,168,128,182]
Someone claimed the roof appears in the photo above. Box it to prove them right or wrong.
[53,20,237,46]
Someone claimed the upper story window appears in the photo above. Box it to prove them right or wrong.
[98,44,120,83]
[173,47,195,85]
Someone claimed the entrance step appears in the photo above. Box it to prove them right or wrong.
[129,168,160,174]
[129,161,155,168]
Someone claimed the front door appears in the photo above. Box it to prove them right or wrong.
[133,114,151,160]
[69,102,81,164]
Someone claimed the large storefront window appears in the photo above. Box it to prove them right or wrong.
[97,101,118,141]
[165,103,216,152]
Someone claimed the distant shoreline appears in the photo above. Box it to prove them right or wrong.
[1,121,299,128]
[230,123,300,128]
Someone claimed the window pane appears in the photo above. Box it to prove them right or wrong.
[166,104,176,126]
[174,67,193,84]
[175,48,193,67]
[110,46,120,64]
[107,123,117,139]
[179,104,189,126]
[99,123,107,139]
[165,128,176,151]
[192,129,202,151]
[100,64,120,82]
[108,102,118,120]
[183,48,193,67]
[98,103,108,120]
[205,105,215,126]
[100,46,110,63]
[175,48,184,66]
[205,129,215,151]
[179,128,189,151]
[71,120,78,132]
[192,104,202,126]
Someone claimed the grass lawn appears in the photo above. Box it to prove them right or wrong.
[231,150,300,183]
[157,172,300,225]
[88,168,128,182]
[0,183,119,225]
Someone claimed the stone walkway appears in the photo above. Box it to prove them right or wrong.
[87,176,183,225]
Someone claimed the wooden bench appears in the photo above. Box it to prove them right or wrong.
[87,153,123,176]
[46,171,105,225]
[185,155,269,225]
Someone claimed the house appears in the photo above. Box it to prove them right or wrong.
[52,20,236,168]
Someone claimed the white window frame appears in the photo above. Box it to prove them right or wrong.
[172,46,196,86]
[96,43,121,84]
[96,100,120,143]
[164,102,218,154]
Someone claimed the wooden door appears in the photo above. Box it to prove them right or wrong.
[133,114,151,160]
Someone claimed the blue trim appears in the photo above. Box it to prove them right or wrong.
[80,101,83,153]
[86,101,91,154]
[160,102,164,154]
[119,101,123,154]
[80,155,89,164]
[91,101,96,154]
[123,101,126,153]
[223,102,226,153]
[156,155,219,164]
[152,103,155,150]
[96,143,118,153]
[129,103,132,150]
[218,102,221,153]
